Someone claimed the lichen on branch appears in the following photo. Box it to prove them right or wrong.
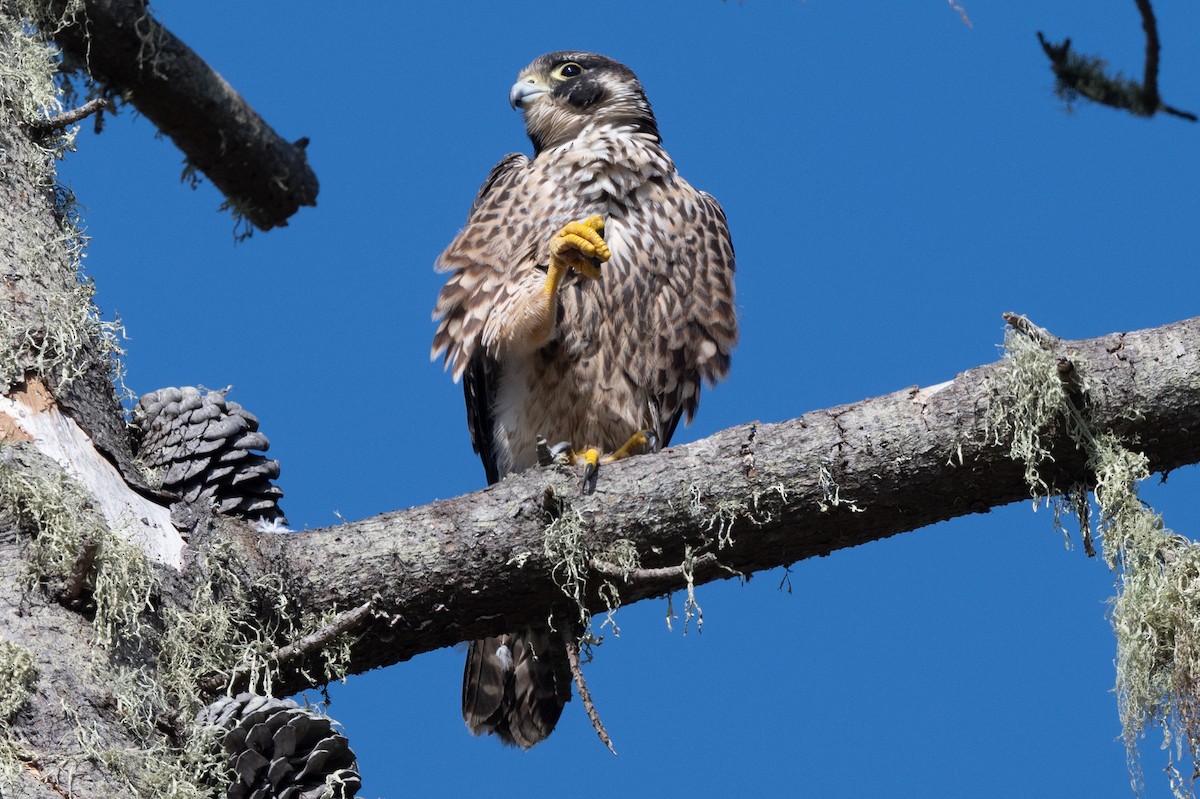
[987,315,1200,798]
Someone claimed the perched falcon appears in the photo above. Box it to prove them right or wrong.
[432,51,737,748]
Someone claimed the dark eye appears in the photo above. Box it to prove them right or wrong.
[558,62,583,78]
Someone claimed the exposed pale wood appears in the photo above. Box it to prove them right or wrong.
[0,380,182,567]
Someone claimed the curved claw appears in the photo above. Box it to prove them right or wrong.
[579,447,601,494]
[567,431,655,493]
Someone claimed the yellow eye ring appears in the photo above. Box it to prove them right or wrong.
[556,62,584,79]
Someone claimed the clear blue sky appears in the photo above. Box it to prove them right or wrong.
[59,1,1200,796]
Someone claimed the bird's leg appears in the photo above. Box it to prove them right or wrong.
[527,215,611,347]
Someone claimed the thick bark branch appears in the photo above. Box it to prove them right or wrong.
[48,0,319,230]
[220,316,1200,696]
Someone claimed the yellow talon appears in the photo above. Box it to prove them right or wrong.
[574,447,602,488]
[567,432,655,491]
[528,216,611,347]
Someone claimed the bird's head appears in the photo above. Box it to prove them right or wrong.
[509,51,660,154]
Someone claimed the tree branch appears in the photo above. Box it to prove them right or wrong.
[1133,0,1161,113]
[1036,13,1197,123]
[213,316,1200,697]
[46,0,319,231]
[32,97,108,131]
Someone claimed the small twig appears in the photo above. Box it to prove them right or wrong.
[562,628,616,755]
[1130,0,1195,120]
[1036,31,1070,68]
[542,484,562,519]
[1056,357,1085,391]
[61,540,99,602]
[1157,102,1198,122]
[34,98,109,131]
[590,552,726,591]
[1003,312,1060,349]
[1035,27,1196,122]
[264,599,375,669]
[202,597,375,694]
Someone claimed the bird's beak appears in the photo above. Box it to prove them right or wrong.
[509,74,550,110]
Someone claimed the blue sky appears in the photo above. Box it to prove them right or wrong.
[58,1,1200,796]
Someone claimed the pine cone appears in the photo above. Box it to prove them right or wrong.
[198,692,361,799]
[134,387,286,523]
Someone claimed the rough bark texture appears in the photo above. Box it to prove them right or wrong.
[0,2,155,502]
[218,316,1200,696]
[0,16,184,796]
[47,0,319,231]
[0,451,159,799]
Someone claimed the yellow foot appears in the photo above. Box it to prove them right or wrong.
[569,431,656,491]
[525,216,611,348]
[603,430,654,463]
[547,215,611,285]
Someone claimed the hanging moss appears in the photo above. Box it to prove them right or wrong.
[0,448,154,649]
[987,322,1200,798]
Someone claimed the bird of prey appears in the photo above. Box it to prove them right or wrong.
[431,51,737,749]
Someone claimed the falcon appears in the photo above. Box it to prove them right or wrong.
[432,51,737,748]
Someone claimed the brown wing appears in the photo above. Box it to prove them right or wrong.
[645,184,737,447]
[432,153,535,483]
[432,152,538,382]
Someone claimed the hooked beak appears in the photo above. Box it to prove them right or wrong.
[509,74,550,110]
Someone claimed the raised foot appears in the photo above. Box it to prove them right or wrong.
[549,215,611,282]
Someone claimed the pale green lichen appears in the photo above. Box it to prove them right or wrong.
[61,689,229,799]
[1,3,64,126]
[665,545,705,635]
[985,326,1089,498]
[0,453,153,650]
[594,538,641,636]
[543,496,591,628]
[816,461,864,514]
[0,7,128,396]
[987,322,1200,798]
[0,640,37,722]
[0,270,129,393]
[595,538,640,581]
[688,483,745,548]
